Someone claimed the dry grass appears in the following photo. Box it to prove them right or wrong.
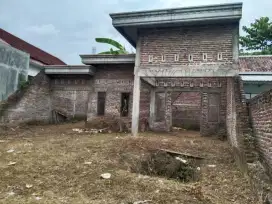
[0,122,258,204]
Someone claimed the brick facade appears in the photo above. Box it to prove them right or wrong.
[249,89,272,175]
[226,77,257,170]
[87,64,134,121]
[152,77,227,135]
[172,92,201,129]
[50,76,91,118]
[139,23,236,66]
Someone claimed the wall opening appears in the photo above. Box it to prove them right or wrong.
[208,93,220,122]
[155,92,165,122]
[120,93,130,117]
[97,92,106,116]
[172,92,201,130]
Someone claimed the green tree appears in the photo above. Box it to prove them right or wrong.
[240,17,272,55]
[95,38,128,54]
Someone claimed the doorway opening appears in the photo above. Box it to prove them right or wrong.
[171,92,201,130]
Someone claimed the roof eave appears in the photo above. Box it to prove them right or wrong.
[80,54,136,65]
[110,3,242,47]
[44,65,96,75]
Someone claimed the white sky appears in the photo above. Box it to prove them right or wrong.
[0,0,271,64]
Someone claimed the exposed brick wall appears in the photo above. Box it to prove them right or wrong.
[87,64,134,121]
[1,71,51,123]
[50,76,90,118]
[172,92,201,129]
[249,89,272,175]
[139,23,236,66]
[152,77,227,135]
[226,77,257,170]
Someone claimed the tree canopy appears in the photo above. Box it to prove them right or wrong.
[95,38,128,54]
[240,17,272,55]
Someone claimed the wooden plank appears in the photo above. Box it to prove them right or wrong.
[159,149,205,160]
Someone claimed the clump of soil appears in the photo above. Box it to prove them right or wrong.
[129,150,200,182]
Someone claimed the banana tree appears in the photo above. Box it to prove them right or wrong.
[95,38,128,54]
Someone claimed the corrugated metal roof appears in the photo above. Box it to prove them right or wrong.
[241,75,272,81]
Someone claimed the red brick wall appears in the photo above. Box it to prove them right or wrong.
[139,23,236,66]
[249,89,272,174]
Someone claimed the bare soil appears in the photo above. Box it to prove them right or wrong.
[0,122,258,204]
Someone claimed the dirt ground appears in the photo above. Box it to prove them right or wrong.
[0,122,258,204]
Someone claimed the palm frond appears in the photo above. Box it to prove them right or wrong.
[95,38,124,50]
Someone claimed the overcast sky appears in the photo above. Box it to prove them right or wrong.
[1,0,272,64]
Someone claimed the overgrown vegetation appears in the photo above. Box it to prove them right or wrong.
[18,73,30,90]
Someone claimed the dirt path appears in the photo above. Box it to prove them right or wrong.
[0,123,258,203]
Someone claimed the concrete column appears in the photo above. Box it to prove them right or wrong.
[131,35,141,136]
[232,23,239,62]
[86,77,96,122]
[72,90,77,117]
[132,74,141,136]
[149,87,156,129]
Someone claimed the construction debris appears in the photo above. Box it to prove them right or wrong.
[100,173,111,179]
[159,149,205,160]
[133,200,152,204]
[7,161,17,166]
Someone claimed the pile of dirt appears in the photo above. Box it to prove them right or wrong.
[129,150,199,182]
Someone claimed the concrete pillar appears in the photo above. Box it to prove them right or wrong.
[232,23,239,62]
[132,74,141,136]
[131,35,141,136]
[149,87,156,129]
[72,90,77,117]
[86,78,96,122]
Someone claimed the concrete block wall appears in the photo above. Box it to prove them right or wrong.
[249,89,272,175]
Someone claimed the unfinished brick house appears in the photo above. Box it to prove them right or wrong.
[86,2,242,137]
[2,2,272,198]
[1,3,243,136]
